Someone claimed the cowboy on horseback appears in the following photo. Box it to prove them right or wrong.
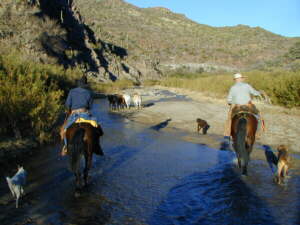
[224,73,265,139]
[60,75,104,156]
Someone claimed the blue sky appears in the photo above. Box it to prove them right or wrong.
[125,0,300,37]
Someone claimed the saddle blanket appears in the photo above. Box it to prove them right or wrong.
[64,112,99,130]
[75,117,98,128]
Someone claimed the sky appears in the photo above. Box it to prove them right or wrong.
[125,0,300,37]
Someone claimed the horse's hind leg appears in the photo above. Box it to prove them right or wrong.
[241,155,249,175]
[75,172,82,190]
[83,154,92,186]
[237,156,242,168]
[240,150,249,175]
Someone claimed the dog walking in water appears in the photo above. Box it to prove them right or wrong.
[6,166,27,208]
[274,145,291,184]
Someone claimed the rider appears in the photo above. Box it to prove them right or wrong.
[224,73,264,138]
[60,75,104,156]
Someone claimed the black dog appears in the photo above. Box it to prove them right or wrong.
[196,118,210,135]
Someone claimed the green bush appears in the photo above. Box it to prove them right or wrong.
[92,79,135,93]
[0,52,81,143]
[155,70,300,108]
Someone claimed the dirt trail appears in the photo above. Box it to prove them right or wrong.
[117,86,300,153]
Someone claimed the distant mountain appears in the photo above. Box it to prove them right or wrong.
[76,0,300,72]
[1,0,299,83]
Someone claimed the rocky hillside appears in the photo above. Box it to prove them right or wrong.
[0,0,144,83]
[0,0,299,83]
[76,0,300,72]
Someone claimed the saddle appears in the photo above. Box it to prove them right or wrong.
[231,104,259,119]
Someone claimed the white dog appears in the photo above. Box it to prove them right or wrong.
[6,166,27,208]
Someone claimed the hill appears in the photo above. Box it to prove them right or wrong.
[1,0,299,82]
[76,0,300,73]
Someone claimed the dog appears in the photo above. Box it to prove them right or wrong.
[196,118,210,135]
[6,166,27,208]
[274,145,291,185]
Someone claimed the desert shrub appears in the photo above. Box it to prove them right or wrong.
[0,52,82,143]
[285,41,300,61]
[157,70,300,108]
[92,79,135,93]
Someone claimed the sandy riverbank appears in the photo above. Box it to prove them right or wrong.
[113,86,300,153]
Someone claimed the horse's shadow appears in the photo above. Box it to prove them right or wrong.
[150,119,172,131]
[148,143,280,225]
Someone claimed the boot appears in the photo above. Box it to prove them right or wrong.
[61,130,68,156]
[93,142,104,155]
[61,145,68,156]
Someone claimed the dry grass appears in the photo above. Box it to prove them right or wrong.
[91,79,136,93]
[149,70,300,108]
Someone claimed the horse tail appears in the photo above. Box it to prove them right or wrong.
[236,117,249,175]
[69,128,85,173]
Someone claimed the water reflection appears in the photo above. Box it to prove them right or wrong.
[149,149,280,225]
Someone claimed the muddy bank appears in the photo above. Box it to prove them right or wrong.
[113,86,300,153]
[0,139,39,170]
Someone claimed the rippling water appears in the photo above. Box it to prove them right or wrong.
[0,97,299,225]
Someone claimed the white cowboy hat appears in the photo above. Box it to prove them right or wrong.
[233,73,247,79]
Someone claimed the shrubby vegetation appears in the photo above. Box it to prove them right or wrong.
[91,79,135,94]
[153,70,300,108]
[0,52,82,143]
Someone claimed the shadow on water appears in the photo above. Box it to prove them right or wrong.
[150,119,172,131]
[262,145,278,173]
[149,142,282,225]
[143,102,155,108]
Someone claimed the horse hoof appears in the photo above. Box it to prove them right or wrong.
[74,191,81,198]
[242,171,248,176]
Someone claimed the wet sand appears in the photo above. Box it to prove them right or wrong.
[117,85,300,153]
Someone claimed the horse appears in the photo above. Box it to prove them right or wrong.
[122,94,131,109]
[132,93,142,109]
[107,94,118,110]
[65,122,103,192]
[231,106,258,175]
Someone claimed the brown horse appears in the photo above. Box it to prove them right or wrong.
[231,110,258,175]
[65,122,103,191]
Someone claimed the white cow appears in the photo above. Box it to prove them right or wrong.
[132,93,142,109]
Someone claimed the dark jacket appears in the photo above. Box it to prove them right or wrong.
[65,86,93,110]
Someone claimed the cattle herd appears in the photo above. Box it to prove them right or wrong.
[107,93,142,110]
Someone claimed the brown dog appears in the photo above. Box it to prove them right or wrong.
[274,145,291,184]
[196,118,210,135]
